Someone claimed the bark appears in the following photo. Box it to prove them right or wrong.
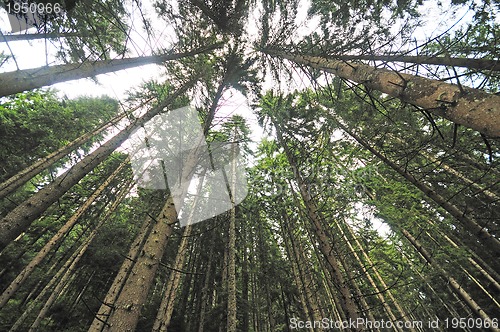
[331,54,500,71]
[99,195,177,332]
[401,229,499,332]
[333,118,500,256]
[0,43,219,97]
[0,160,127,309]
[263,49,500,137]
[0,82,190,250]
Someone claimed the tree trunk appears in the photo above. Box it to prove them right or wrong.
[8,183,127,332]
[0,32,84,42]
[87,205,154,332]
[0,44,219,97]
[0,159,127,309]
[401,229,499,332]
[263,49,500,137]
[0,82,190,250]
[97,66,228,331]
[153,173,206,331]
[333,117,500,256]
[226,132,238,332]
[345,223,414,326]
[335,221,402,331]
[331,54,500,71]
[274,123,363,329]
[0,98,155,199]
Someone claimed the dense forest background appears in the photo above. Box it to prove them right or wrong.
[0,0,499,331]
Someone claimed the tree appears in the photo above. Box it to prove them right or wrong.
[262,49,500,137]
[0,44,220,97]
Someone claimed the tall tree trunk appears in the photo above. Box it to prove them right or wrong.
[274,123,363,329]
[0,32,84,42]
[0,159,127,309]
[344,222,413,325]
[151,224,193,332]
[152,173,206,332]
[332,117,500,256]
[0,44,219,97]
[335,221,403,331]
[9,183,128,332]
[87,208,155,332]
[95,64,230,331]
[0,97,154,199]
[401,229,499,332]
[263,49,500,136]
[197,235,215,332]
[98,195,178,331]
[227,131,238,332]
[331,54,500,71]
[0,82,190,250]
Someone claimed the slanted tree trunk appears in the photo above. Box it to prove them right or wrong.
[0,32,83,42]
[0,82,190,250]
[0,159,127,309]
[274,123,362,329]
[344,223,414,326]
[9,183,128,332]
[401,229,499,332]
[263,49,500,137]
[0,44,219,97]
[87,206,155,332]
[331,116,500,256]
[335,221,403,331]
[330,54,500,71]
[0,97,155,199]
